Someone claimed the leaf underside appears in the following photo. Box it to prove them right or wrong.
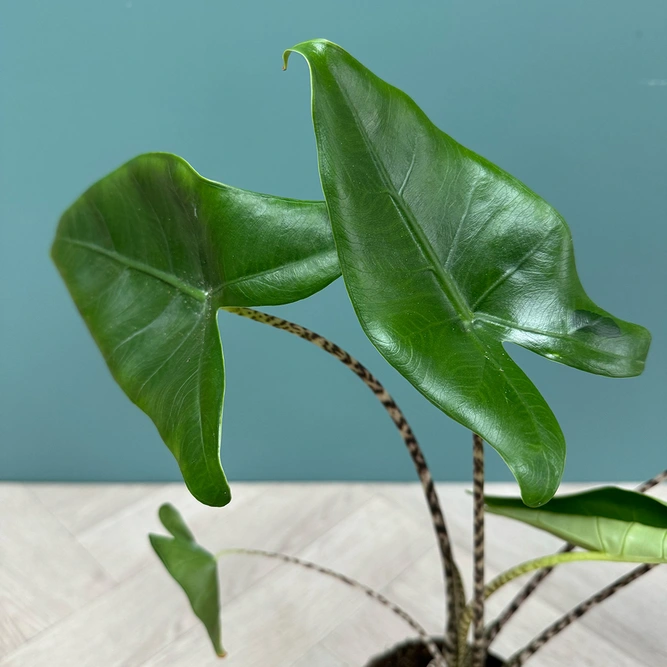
[150,503,225,656]
[284,39,651,506]
[52,152,339,506]
[485,487,667,563]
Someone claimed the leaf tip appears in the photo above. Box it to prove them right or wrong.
[199,484,233,508]
[282,39,339,71]
[183,474,232,508]
[520,486,555,509]
[158,502,178,526]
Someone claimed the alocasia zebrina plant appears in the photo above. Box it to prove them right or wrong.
[53,39,662,667]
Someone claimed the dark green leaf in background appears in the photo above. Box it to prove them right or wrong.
[150,503,225,656]
[485,487,667,563]
[52,153,339,507]
[284,39,651,506]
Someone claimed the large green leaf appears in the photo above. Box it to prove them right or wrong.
[485,487,667,563]
[284,39,651,506]
[52,152,339,507]
[150,503,225,656]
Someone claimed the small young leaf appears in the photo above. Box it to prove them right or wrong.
[52,153,339,507]
[485,487,667,563]
[150,504,224,656]
[158,502,196,542]
[284,39,651,506]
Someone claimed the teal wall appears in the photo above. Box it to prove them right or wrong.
[1,1,665,486]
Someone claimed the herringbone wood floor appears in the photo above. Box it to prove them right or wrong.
[1,483,665,666]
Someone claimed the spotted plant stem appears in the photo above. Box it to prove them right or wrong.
[224,306,462,661]
[458,550,627,666]
[504,563,656,666]
[471,434,486,667]
[636,468,667,493]
[484,467,667,646]
[217,547,448,666]
[483,542,574,646]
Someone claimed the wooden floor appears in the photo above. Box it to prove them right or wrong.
[0,482,664,667]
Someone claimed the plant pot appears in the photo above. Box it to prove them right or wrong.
[365,638,503,667]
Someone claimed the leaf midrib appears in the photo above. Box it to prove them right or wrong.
[333,81,474,324]
[325,72,553,454]
[58,237,210,303]
[320,79,560,446]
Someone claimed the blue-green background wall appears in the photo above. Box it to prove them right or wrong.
[1,1,665,485]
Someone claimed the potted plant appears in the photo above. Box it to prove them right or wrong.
[51,40,664,666]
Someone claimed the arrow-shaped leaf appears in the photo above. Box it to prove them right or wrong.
[52,152,339,507]
[485,487,667,563]
[284,39,651,506]
[150,503,224,656]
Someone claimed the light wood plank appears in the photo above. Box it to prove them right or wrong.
[76,482,375,582]
[0,485,113,657]
[0,482,664,667]
[0,566,197,667]
[27,483,161,535]
[0,484,377,666]
[317,590,414,665]
[291,643,352,667]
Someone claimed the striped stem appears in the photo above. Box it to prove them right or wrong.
[504,563,656,666]
[471,434,486,667]
[224,306,463,662]
[458,550,630,664]
[217,547,448,667]
[484,542,574,646]
[636,469,667,493]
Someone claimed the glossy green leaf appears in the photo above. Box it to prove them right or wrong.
[52,152,339,507]
[284,39,651,506]
[150,503,225,656]
[485,487,667,563]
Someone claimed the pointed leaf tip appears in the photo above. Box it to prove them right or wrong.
[158,503,196,542]
[283,39,341,69]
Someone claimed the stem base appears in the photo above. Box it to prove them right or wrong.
[365,639,503,667]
